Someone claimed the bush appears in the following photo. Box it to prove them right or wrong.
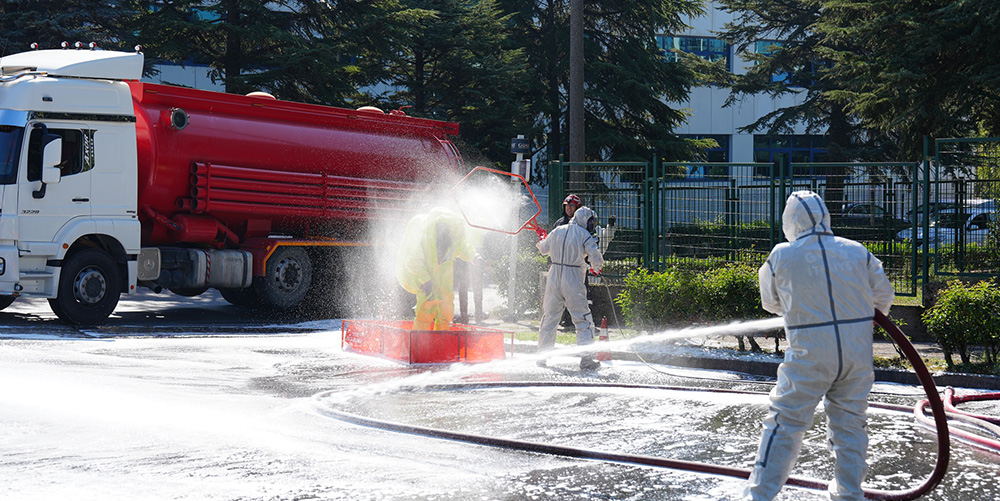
[615,260,767,333]
[921,279,1000,370]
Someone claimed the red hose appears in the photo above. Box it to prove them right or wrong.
[868,310,950,499]
[944,388,1000,424]
[315,312,950,500]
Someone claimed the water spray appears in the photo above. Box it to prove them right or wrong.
[321,311,956,500]
[336,167,957,498]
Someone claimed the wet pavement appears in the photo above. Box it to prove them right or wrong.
[1,290,998,500]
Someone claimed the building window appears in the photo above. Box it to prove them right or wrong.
[754,40,829,87]
[657,35,730,71]
[679,134,730,178]
[754,41,792,83]
[753,134,828,177]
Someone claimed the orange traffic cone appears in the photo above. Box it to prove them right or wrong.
[596,316,611,361]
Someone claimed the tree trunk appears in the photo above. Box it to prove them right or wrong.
[414,50,425,113]
[822,101,851,212]
[223,0,242,94]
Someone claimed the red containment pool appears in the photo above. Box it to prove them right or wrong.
[342,320,509,364]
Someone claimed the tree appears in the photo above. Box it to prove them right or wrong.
[713,0,870,163]
[0,1,135,54]
[819,0,1000,159]
[129,0,411,106]
[500,0,705,170]
[374,0,533,166]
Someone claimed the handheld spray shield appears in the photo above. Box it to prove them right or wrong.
[450,166,545,238]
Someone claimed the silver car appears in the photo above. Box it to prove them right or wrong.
[896,209,996,248]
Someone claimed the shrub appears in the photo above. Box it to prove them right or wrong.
[615,261,766,334]
[921,279,1000,369]
[701,263,766,320]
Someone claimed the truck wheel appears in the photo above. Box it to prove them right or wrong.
[218,287,261,308]
[0,295,16,310]
[253,246,311,310]
[169,287,209,297]
[48,248,121,325]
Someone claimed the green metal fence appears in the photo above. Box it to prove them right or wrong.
[547,144,1000,297]
[649,161,775,272]
[932,138,1000,279]
[548,158,648,282]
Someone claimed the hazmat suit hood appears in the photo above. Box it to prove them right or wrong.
[572,206,596,230]
[782,190,832,242]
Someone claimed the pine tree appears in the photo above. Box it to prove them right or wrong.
[376,0,533,165]
[713,0,869,162]
[500,0,704,165]
[129,0,406,106]
[818,0,1000,158]
[0,1,135,55]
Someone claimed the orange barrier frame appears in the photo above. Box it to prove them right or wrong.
[342,320,510,364]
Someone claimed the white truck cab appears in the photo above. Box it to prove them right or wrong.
[0,48,142,323]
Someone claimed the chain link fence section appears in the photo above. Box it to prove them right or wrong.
[549,159,648,283]
[934,138,1000,278]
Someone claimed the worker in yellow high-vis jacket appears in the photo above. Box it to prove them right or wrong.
[396,208,479,331]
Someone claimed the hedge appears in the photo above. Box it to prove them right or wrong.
[614,259,769,334]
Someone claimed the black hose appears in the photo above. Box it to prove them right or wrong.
[315,312,949,500]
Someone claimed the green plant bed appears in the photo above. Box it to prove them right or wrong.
[922,279,1000,371]
[615,259,769,339]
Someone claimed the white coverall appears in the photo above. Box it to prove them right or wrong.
[744,190,894,501]
[537,207,605,351]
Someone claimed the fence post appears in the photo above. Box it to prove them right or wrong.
[923,137,932,287]
[643,154,654,269]
[726,178,736,261]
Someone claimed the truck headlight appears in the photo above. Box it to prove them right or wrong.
[0,257,5,275]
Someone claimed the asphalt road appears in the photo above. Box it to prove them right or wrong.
[2,290,998,501]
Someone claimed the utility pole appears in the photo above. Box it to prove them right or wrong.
[568,0,585,187]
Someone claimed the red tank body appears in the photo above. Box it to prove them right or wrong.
[128,82,462,246]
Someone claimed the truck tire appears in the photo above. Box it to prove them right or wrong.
[296,249,346,318]
[0,295,16,310]
[48,248,122,325]
[252,246,312,310]
[218,287,262,308]
[169,286,209,297]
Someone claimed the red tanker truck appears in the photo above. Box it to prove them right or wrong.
[0,47,462,324]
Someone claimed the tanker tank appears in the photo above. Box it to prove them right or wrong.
[129,82,462,246]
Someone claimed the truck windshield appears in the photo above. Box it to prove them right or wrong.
[0,125,23,184]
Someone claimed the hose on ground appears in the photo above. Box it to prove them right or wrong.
[316,311,949,500]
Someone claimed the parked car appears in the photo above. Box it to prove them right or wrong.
[907,198,995,226]
[831,202,910,241]
[907,200,959,226]
[895,209,996,248]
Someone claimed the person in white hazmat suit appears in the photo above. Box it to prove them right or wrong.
[536,206,605,370]
[743,190,894,501]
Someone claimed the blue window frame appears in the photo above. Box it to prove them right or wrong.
[754,41,792,83]
[657,35,731,71]
[679,134,730,178]
[753,134,828,177]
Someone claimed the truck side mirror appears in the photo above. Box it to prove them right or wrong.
[42,136,62,171]
[42,166,61,184]
[32,135,62,199]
